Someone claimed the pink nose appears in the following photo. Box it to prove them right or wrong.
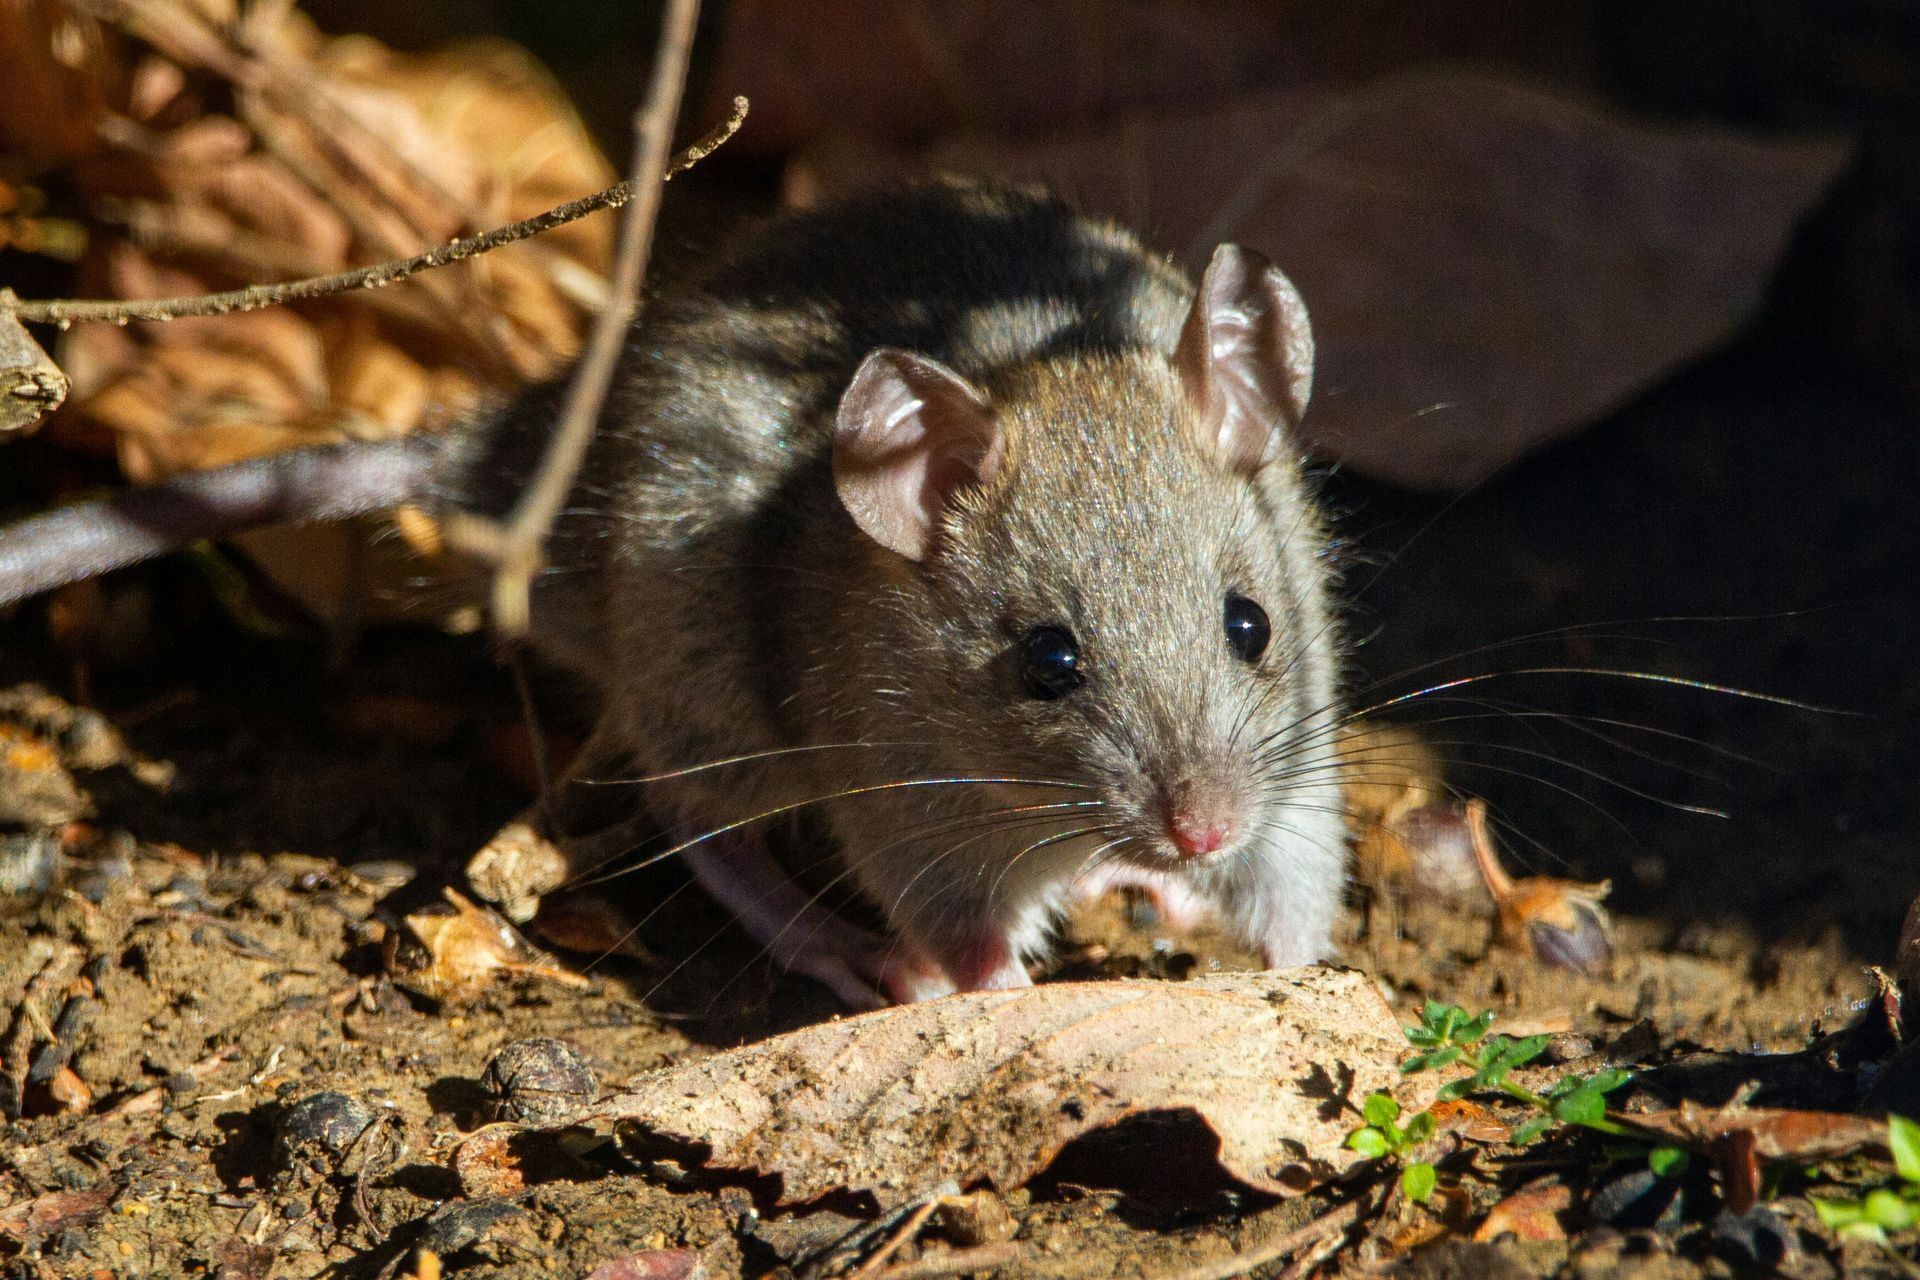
[1165,810,1233,859]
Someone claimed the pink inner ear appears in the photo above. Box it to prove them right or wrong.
[1175,245,1315,474]
[833,349,1001,562]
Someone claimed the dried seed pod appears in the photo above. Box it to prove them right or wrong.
[274,1090,379,1173]
[1390,803,1492,905]
[1465,800,1614,977]
[480,1037,597,1125]
[1340,725,1490,906]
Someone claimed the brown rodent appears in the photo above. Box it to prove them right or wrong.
[0,180,1348,1006]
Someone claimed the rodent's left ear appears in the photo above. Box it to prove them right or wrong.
[1173,245,1314,473]
[834,348,1004,561]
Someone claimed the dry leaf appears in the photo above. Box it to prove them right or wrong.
[1623,1100,1889,1214]
[1428,1097,1511,1145]
[0,1185,114,1242]
[393,887,587,1001]
[835,75,1850,489]
[4,0,613,624]
[583,1251,707,1280]
[0,307,69,436]
[578,968,1425,1208]
[43,1063,94,1114]
[1473,1182,1573,1243]
[1622,1101,1888,1163]
[451,1129,527,1199]
[697,0,1298,159]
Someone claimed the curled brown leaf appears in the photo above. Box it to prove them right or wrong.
[577,968,1427,1209]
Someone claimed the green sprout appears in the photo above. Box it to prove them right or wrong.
[1346,1001,1659,1204]
[1810,1114,1920,1247]
[1346,1090,1440,1202]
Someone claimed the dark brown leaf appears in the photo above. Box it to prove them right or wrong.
[0,1185,114,1242]
[828,75,1850,489]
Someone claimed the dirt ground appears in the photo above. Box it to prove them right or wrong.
[6,42,1920,1280]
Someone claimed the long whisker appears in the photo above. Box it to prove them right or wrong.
[1350,667,1852,723]
[561,774,1095,891]
[579,740,948,785]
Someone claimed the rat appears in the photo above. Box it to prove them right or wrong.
[0,180,1349,1007]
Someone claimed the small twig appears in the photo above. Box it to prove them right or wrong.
[848,1198,946,1280]
[1164,1191,1374,1280]
[442,0,703,636]
[100,1045,242,1118]
[869,1243,1021,1280]
[4,96,744,329]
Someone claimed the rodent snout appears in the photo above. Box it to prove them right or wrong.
[1159,778,1240,861]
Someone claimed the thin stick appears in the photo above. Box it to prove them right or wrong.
[870,1243,1022,1280]
[847,1198,945,1280]
[4,97,744,329]
[1164,1193,1371,1280]
[444,0,702,635]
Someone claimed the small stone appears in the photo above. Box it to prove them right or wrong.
[937,1190,1016,1246]
[0,830,59,897]
[1587,1165,1684,1231]
[1708,1205,1796,1269]
[273,1091,378,1172]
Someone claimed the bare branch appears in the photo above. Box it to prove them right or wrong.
[443,0,705,635]
[3,97,745,329]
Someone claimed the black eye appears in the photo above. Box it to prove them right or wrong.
[1224,595,1270,663]
[1021,626,1083,700]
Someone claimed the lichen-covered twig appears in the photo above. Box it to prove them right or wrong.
[3,95,743,329]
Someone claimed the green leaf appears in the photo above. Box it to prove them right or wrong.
[1648,1145,1691,1178]
[1404,1111,1437,1144]
[1864,1188,1916,1231]
[1510,1114,1554,1146]
[1435,1078,1476,1103]
[1812,1196,1867,1230]
[1488,1034,1550,1077]
[1347,1127,1389,1159]
[1363,1093,1401,1128]
[1457,1010,1496,1045]
[1891,1115,1920,1186]
[1585,1067,1635,1096]
[1402,1046,1464,1074]
[1839,1222,1891,1246]
[1551,1086,1608,1129]
[1402,1162,1438,1203]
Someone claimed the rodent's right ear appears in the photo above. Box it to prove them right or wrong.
[834,349,1004,561]
[1174,244,1315,474]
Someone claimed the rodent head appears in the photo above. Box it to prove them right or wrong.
[831,245,1336,876]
